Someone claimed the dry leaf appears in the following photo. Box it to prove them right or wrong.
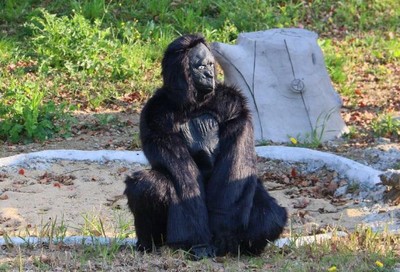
[0,194,9,200]
[293,198,310,209]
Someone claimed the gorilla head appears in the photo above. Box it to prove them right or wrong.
[188,43,215,93]
[161,34,216,107]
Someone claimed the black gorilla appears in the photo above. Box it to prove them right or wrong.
[124,34,287,258]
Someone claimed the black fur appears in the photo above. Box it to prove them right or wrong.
[124,34,287,257]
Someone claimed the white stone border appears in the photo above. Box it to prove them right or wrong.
[0,146,382,248]
[0,149,148,167]
[0,146,383,188]
[0,232,348,248]
[256,146,383,188]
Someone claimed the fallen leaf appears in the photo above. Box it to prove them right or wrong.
[39,172,51,184]
[0,194,9,200]
[291,168,297,178]
[117,167,129,174]
[293,198,310,209]
[0,173,8,181]
[40,254,51,264]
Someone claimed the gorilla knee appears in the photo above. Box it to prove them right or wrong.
[124,170,171,205]
[266,200,287,241]
[124,170,171,250]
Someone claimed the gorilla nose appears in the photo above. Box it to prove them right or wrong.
[205,70,214,78]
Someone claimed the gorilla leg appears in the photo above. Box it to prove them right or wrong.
[124,170,171,251]
[125,170,215,259]
[241,181,287,255]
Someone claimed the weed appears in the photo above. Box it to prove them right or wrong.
[0,80,75,143]
[371,113,400,139]
[0,0,31,22]
[130,132,141,149]
[0,264,11,271]
[94,113,119,127]
[0,38,16,63]
[342,125,358,139]
[392,162,400,170]
[81,213,107,237]
[27,10,132,80]
[346,182,360,194]
[71,0,108,21]
[288,108,337,148]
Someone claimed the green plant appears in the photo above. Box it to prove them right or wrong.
[342,125,359,139]
[0,264,11,272]
[0,0,31,22]
[346,181,360,194]
[130,132,141,149]
[392,162,400,170]
[319,39,348,85]
[0,39,16,64]
[0,81,75,143]
[288,108,336,148]
[94,113,118,127]
[71,0,107,21]
[27,10,132,80]
[371,113,400,138]
[81,213,107,237]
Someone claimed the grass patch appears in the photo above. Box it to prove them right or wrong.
[1,217,399,271]
[0,79,75,143]
[0,0,399,142]
[372,112,400,139]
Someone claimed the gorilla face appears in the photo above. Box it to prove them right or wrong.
[188,43,215,93]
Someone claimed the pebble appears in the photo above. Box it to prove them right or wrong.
[376,137,391,144]
[334,185,348,197]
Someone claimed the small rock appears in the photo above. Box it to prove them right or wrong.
[376,137,391,144]
[334,185,348,197]
[0,194,9,200]
[321,204,338,213]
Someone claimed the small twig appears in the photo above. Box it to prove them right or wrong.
[62,168,90,175]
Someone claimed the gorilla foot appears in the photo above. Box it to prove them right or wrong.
[189,244,216,260]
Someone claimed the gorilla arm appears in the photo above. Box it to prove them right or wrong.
[206,85,258,249]
[139,93,212,249]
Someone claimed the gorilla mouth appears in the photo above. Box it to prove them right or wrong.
[203,85,214,92]
[201,78,215,92]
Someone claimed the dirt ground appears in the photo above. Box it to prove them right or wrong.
[1,110,400,241]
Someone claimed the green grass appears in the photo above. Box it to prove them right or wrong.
[0,0,399,142]
[372,113,400,139]
[1,216,399,271]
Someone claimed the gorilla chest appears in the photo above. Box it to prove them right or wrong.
[179,113,220,177]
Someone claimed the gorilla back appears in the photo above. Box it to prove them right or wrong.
[124,34,287,258]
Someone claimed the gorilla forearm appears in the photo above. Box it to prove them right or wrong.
[141,122,212,246]
[207,116,258,232]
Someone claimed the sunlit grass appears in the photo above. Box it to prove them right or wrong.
[1,217,399,271]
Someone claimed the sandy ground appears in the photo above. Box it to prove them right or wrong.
[0,159,140,236]
[0,153,397,240]
[1,111,400,241]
